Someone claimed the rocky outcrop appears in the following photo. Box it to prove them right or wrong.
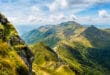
[0,13,34,75]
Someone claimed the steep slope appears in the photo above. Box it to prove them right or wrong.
[22,18,110,75]
[24,22,110,75]
[0,42,29,75]
[22,21,83,47]
[80,25,110,47]
[103,28,110,33]
[54,26,110,75]
[29,26,110,75]
[55,41,110,75]
[30,42,77,75]
[0,13,34,75]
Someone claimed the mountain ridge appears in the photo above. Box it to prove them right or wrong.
[22,20,110,75]
[22,21,84,47]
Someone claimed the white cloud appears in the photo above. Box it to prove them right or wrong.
[31,6,40,12]
[99,10,110,18]
[75,10,110,25]
[41,13,67,24]
[28,15,37,22]
[48,0,68,12]
[1,0,110,26]
[71,15,78,20]
[48,0,110,13]
[60,0,68,8]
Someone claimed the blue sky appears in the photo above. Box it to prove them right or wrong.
[0,0,110,26]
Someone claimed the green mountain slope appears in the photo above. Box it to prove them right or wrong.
[0,13,34,75]
[31,42,77,75]
[80,26,110,47]
[56,44,110,75]
[0,42,29,75]
[22,21,84,47]
[54,26,110,75]
[23,21,110,75]
[103,28,110,33]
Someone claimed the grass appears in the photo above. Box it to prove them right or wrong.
[31,42,58,66]
[0,42,29,75]
[55,39,110,75]
[31,42,81,75]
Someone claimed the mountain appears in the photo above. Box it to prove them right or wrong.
[1,12,110,75]
[22,23,110,48]
[23,21,110,75]
[79,25,110,47]
[104,28,110,33]
[30,42,78,75]
[22,21,83,47]
[54,25,110,75]
[15,25,42,36]
[0,13,34,75]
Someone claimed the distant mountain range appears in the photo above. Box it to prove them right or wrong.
[22,21,110,75]
[15,25,42,36]
[22,21,83,47]
[22,21,110,48]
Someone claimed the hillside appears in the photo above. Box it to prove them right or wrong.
[30,42,77,75]
[0,13,34,75]
[54,25,110,75]
[80,26,110,47]
[22,21,84,47]
[22,23,110,48]
[104,28,110,33]
[22,20,110,75]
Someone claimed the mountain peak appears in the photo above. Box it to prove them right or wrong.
[81,25,100,36]
[87,25,98,30]
[80,25,110,47]
[60,21,81,27]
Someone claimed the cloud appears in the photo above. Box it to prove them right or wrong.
[0,0,110,26]
[48,0,68,12]
[31,6,40,12]
[99,10,110,18]
[75,9,110,25]
[47,0,110,13]
[40,13,68,24]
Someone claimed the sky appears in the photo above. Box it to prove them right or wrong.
[0,0,110,34]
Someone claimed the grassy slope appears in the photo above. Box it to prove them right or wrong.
[24,22,110,75]
[31,36,110,75]
[22,21,83,47]
[30,42,77,75]
[0,13,30,75]
[0,42,29,75]
[55,27,110,75]
[56,40,110,75]
[103,28,110,33]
